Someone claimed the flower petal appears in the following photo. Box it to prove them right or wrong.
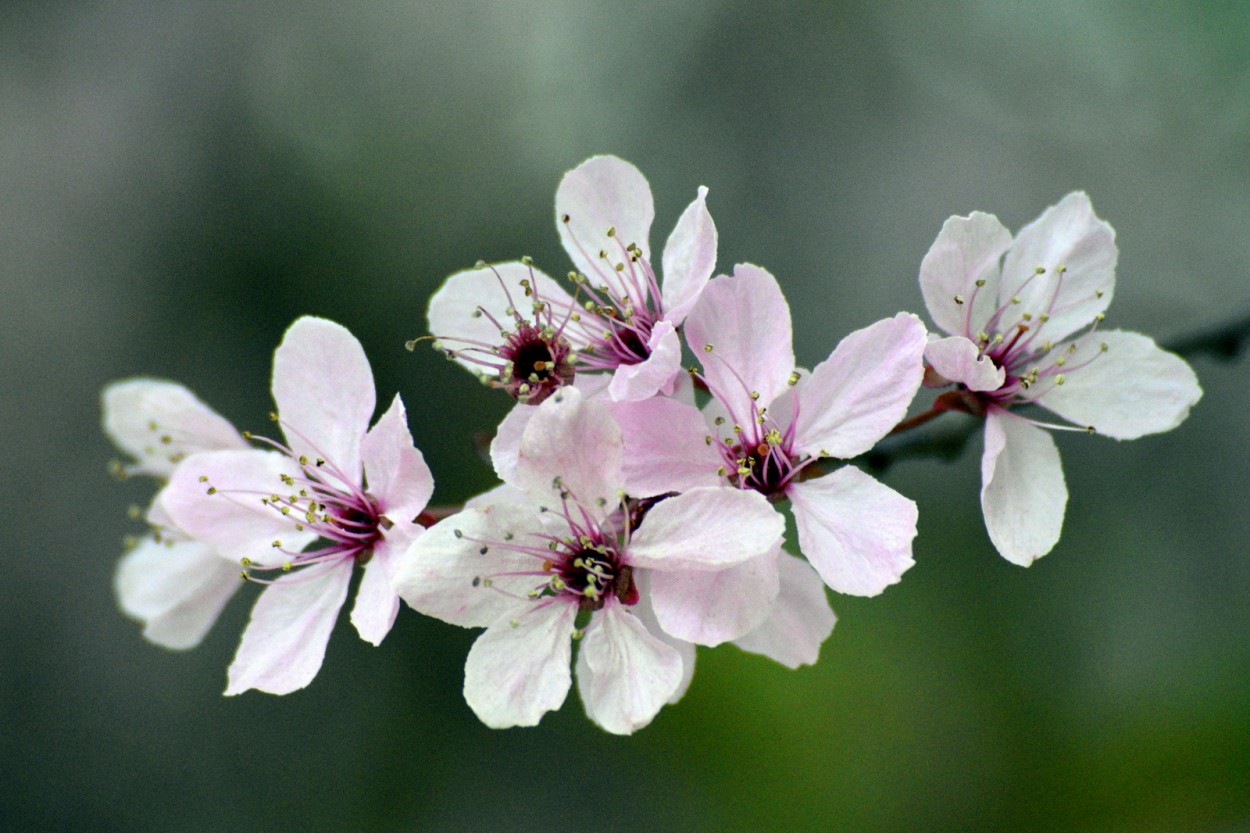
[606,320,683,402]
[924,334,1005,391]
[918,211,1012,337]
[391,506,544,628]
[114,537,240,650]
[627,487,783,571]
[514,387,624,515]
[630,583,697,705]
[793,313,927,459]
[999,192,1116,345]
[789,466,918,596]
[464,601,575,728]
[733,552,836,668]
[981,407,1067,565]
[660,185,717,323]
[685,263,795,412]
[159,449,317,568]
[427,261,581,375]
[608,396,721,497]
[649,545,780,646]
[576,602,683,735]
[350,549,401,646]
[102,378,245,478]
[556,155,655,301]
[271,316,375,483]
[225,560,353,695]
[361,394,434,524]
[1034,330,1202,439]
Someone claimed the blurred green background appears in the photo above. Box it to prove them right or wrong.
[4,1,1250,830]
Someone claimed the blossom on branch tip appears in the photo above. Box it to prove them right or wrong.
[159,316,434,695]
[392,387,783,733]
[918,192,1202,565]
[424,155,717,403]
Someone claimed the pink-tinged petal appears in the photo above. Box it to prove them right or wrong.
[660,185,717,323]
[350,550,401,646]
[789,466,918,596]
[733,552,836,668]
[114,537,240,650]
[793,313,928,460]
[271,317,375,482]
[686,263,795,412]
[606,320,682,402]
[464,482,533,511]
[925,334,1005,391]
[427,262,582,371]
[225,560,353,695]
[556,155,655,300]
[489,402,535,486]
[628,487,783,571]
[999,192,1116,345]
[608,396,721,497]
[464,601,576,728]
[361,394,434,524]
[630,582,697,705]
[102,379,246,478]
[649,545,780,646]
[576,602,683,735]
[1034,330,1202,440]
[391,506,543,628]
[159,450,316,568]
[981,408,1067,566]
[919,211,1012,337]
[514,388,624,514]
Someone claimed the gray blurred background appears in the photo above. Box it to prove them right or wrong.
[4,1,1250,831]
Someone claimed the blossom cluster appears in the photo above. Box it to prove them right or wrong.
[105,156,1202,734]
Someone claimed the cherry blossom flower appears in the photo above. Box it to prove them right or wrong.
[610,264,928,605]
[918,192,1202,564]
[392,387,783,734]
[159,316,433,695]
[424,155,716,403]
[103,379,249,650]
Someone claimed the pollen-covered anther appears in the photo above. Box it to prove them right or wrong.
[954,294,965,305]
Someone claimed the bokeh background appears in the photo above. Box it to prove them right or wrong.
[5,2,1250,830]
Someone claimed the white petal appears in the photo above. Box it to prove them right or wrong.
[630,583,697,705]
[271,316,375,483]
[488,402,535,486]
[649,546,780,646]
[556,155,655,301]
[660,185,717,323]
[576,602,683,735]
[158,449,317,568]
[514,388,624,516]
[981,408,1067,565]
[350,550,401,646]
[1034,330,1202,439]
[924,334,1005,391]
[918,211,1012,337]
[793,313,928,459]
[733,552,836,669]
[608,396,721,497]
[684,263,795,413]
[225,560,353,696]
[606,320,683,402]
[361,394,434,524]
[628,487,783,571]
[464,602,575,728]
[789,466,918,596]
[114,537,240,650]
[999,192,1116,345]
[391,506,544,628]
[102,378,245,478]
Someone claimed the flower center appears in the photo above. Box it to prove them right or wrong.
[548,540,637,612]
